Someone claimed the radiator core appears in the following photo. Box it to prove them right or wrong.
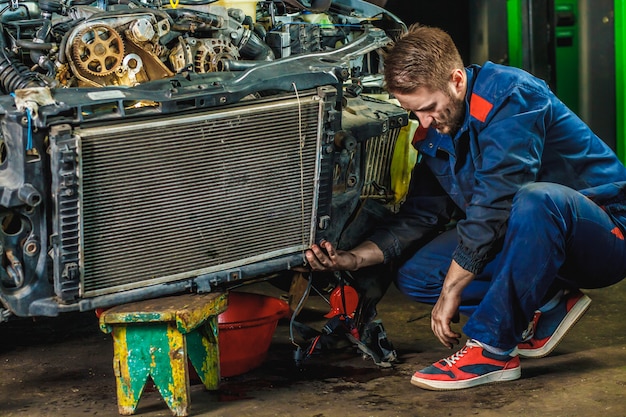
[73,93,325,296]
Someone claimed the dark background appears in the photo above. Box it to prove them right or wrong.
[383,1,471,63]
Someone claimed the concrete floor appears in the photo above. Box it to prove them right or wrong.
[1,278,626,417]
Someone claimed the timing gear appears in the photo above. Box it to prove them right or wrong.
[72,24,125,77]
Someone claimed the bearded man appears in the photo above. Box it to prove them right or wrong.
[304,24,626,390]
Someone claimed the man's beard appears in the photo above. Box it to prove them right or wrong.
[436,95,465,138]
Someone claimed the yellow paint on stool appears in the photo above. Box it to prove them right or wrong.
[99,292,228,416]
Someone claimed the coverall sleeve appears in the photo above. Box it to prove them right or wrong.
[452,86,550,274]
[368,157,457,263]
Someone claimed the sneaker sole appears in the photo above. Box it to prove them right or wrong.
[410,367,521,391]
[518,294,592,359]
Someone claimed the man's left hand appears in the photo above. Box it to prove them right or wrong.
[431,289,462,348]
[431,260,476,348]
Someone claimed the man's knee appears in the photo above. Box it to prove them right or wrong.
[395,258,445,304]
[511,182,575,222]
[394,229,457,302]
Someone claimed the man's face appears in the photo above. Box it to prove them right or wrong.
[394,84,465,137]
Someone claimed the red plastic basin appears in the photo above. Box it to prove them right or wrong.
[218,291,290,377]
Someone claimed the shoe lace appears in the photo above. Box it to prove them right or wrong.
[441,341,478,366]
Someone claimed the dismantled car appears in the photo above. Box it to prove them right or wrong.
[0,0,411,322]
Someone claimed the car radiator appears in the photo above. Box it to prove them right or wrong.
[49,90,333,298]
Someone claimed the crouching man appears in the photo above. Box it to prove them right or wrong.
[305,24,626,390]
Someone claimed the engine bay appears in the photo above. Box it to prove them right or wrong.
[0,0,403,91]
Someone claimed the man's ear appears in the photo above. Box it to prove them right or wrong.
[450,69,466,96]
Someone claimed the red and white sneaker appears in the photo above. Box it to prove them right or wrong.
[517,290,592,359]
[411,340,521,391]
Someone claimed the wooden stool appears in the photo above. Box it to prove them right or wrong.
[99,292,228,416]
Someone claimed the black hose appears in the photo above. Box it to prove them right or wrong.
[57,30,70,64]
[0,51,44,93]
[221,59,260,71]
[68,0,96,5]
[29,19,52,72]
[239,30,274,61]
[0,24,45,93]
[16,39,54,50]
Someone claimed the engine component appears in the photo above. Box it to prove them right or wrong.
[194,38,239,73]
[128,17,156,43]
[72,24,125,77]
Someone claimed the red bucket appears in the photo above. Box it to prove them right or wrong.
[218,292,290,377]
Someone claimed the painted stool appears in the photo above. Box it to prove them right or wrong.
[99,292,228,416]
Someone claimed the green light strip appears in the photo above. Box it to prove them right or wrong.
[507,0,524,68]
[616,0,626,162]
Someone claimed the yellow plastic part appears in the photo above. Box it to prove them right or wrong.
[390,118,419,203]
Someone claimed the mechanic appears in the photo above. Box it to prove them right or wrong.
[304,23,626,390]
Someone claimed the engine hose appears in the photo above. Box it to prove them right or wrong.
[16,39,54,50]
[0,24,45,93]
[253,22,267,38]
[0,53,44,93]
[68,0,97,5]
[57,30,70,64]
[29,19,56,78]
[221,59,259,71]
[238,30,274,61]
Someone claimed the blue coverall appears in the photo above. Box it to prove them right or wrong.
[368,61,626,350]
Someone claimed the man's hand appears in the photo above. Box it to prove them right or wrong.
[431,260,475,349]
[304,240,359,271]
[431,288,462,348]
[301,240,385,272]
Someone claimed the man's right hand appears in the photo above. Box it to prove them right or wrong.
[303,240,385,272]
[304,240,359,271]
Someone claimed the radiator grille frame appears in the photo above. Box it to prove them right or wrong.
[56,91,328,297]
